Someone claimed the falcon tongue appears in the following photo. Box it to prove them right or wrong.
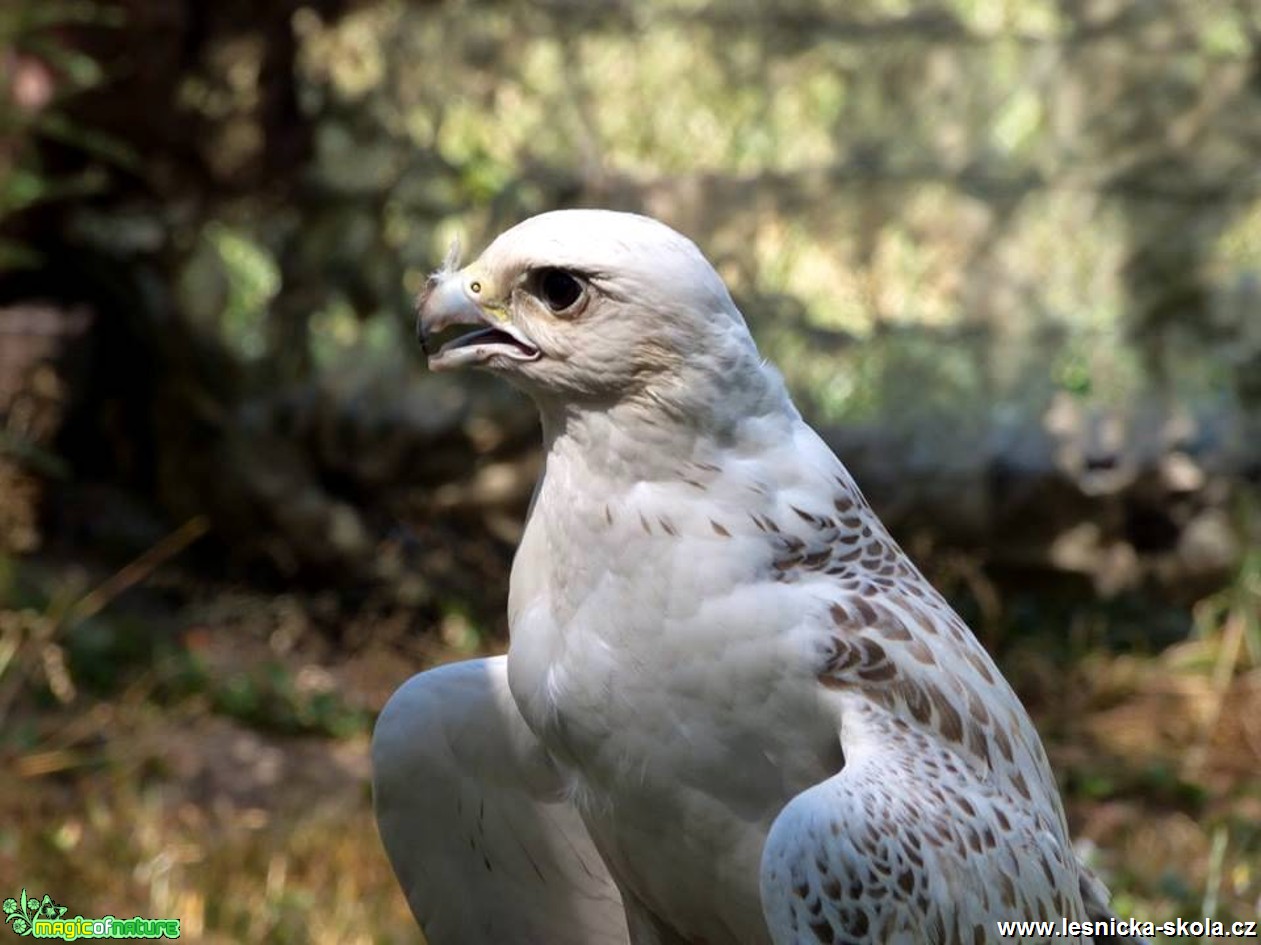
[431,325,539,368]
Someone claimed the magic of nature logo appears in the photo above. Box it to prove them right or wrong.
[3,889,180,940]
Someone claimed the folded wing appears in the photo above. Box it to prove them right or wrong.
[372,656,629,945]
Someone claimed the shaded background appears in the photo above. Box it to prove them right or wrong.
[1,0,1259,940]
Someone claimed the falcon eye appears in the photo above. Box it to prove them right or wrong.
[536,268,584,314]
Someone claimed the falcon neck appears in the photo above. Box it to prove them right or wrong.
[533,374,796,488]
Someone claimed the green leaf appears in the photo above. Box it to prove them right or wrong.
[0,168,49,215]
[0,238,42,271]
[1,166,107,217]
[0,429,71,479]
[21,34,105,88]
[33,112,138,169]
[2,1,125,33]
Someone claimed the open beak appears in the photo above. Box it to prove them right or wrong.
[416,267,540,371]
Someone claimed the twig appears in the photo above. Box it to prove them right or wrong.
[1185,609,1246,779]
[64,516,210,623]
[1201,824,1228,925]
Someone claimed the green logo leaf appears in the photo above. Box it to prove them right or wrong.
[3,889,65,936]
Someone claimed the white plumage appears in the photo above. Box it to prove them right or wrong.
[373,210,1136,944]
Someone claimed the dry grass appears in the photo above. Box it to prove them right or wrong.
[2,741,414,944]
[0,668,419,943]
[1051,643,1261,932]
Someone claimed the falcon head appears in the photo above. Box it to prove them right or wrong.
[416,210,771,411]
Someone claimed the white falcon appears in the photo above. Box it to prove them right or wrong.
[373,210,1138,944]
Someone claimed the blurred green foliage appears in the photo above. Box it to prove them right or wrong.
[7,0,1257,427]
[0,1,127,268]
[157,0,1258,430]
[200,659,372,739]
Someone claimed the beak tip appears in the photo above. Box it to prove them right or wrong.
[415,269,486,356]
[414,278,436,353]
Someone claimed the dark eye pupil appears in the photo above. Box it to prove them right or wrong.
[540,269,582,311]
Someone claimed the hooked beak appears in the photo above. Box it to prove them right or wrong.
[415,265,541,372]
